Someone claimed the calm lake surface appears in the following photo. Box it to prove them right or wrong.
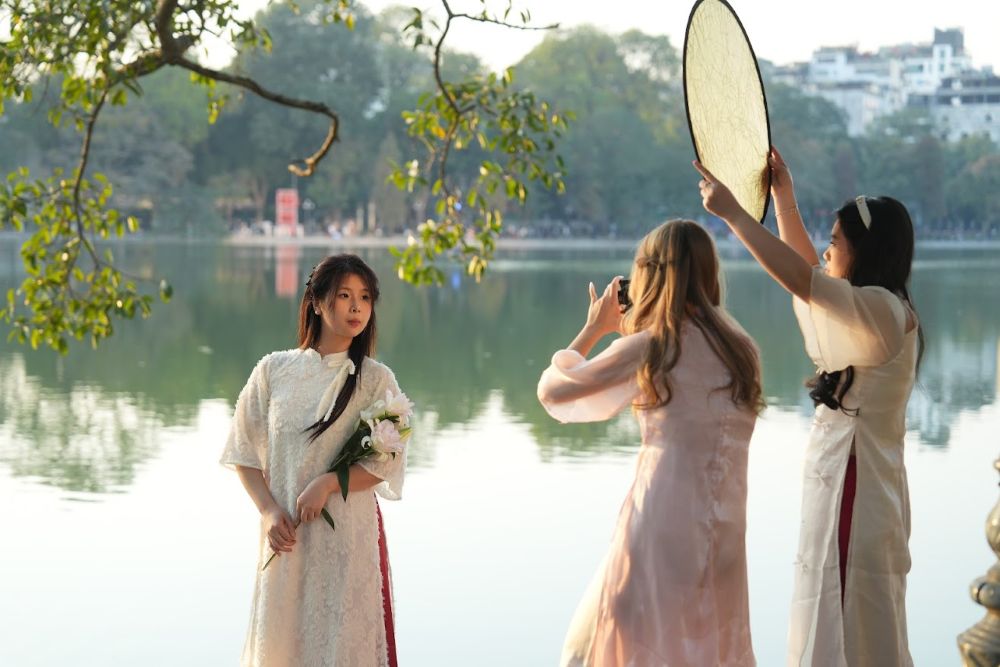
[0,239,997,665]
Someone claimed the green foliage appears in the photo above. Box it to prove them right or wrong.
[390,65,570,284]
[0,166,160,352]
[0,0,352,352]
[512,27,689,228]
[387,3,570,285]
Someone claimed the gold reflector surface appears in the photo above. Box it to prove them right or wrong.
[684,0,771,222]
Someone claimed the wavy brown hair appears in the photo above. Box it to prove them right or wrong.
[622,220,763,413]
[298,254,380,442]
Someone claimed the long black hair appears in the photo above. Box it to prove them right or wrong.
[808,196,924,414]
[298,254,380,442]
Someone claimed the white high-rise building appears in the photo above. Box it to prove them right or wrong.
[795,46,906,136]
[771,28,994,140]
[911,73,1000,142]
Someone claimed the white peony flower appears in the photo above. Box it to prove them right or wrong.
[368,419,405,460]
[383,390,414,426]
[360,400,386,424]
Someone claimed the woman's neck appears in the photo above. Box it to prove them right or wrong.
[314,334,352,356]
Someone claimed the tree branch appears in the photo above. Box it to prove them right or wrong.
[154,0,339,176]
[172,56,339,177]
[71,88,109,268]
[428,1,558,202]
[449,12,556,32]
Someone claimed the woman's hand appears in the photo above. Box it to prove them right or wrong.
[296,474,335,523]
[585,276,625,337]
[694,161,745,223]
[768,146,796,208]
[263,506,297,555]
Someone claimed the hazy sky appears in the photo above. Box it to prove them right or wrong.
[236,0,1000,72]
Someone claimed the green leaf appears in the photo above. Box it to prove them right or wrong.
[336,465,351,502]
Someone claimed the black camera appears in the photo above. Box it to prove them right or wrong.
[617,279,632,311]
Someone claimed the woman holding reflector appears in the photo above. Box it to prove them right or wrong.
[695,150,920,666]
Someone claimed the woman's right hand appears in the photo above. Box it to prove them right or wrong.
[769,146,796,206]
[264,506,297,555]
[585,277,625,336]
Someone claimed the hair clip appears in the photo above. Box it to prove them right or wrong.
[855,196,872,229]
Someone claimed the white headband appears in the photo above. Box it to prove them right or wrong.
[855,196,872,229]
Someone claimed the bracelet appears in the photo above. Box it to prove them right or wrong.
[776,205,799,216]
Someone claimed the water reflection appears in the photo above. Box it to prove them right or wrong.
[905,260,1000,447]
[275,245,302,299]
[0,242,997,492]
[0,354,159,493]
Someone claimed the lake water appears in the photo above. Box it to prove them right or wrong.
[0,240,997,665]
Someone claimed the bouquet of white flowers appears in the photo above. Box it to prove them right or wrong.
[327,388,413,503]
[262,389,413,570]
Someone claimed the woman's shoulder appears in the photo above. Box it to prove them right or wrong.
[360,356,398,385]
[249,348,310,379]
[713,309,758,347]
[857,284,896,299]
[612,329,653,348]
[259,348,307,367]
[857,285,910,330]
[604,330,653,361]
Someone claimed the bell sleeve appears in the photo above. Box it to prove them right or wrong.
[536,331,649,424]
[220,354,272,470]
[357,364,408,501]
[793,267,907,372]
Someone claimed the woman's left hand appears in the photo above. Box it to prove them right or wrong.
[694,161,744,222]
[296,474,335,523]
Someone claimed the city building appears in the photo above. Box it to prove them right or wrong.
[770,28,996,141]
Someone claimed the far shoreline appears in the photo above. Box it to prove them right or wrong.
[1,231,998,252]
[218,234,1000,252]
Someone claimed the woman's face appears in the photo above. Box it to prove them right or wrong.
[822,220,854,280]
[315,273,372,342]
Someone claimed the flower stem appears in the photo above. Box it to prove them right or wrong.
[261,519,302,571]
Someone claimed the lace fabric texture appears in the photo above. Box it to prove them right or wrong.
[539,322,759,666]
[222,349,406,667]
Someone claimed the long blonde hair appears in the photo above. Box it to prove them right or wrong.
[623,220,764,413]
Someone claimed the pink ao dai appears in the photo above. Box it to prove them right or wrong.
[538,320,759,667]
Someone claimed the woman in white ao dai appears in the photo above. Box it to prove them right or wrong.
[697,149,921,666]
[222,254,408,667]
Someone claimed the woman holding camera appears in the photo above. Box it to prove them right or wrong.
[538,219,763,666]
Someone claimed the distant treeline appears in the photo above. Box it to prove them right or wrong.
[2,0,998,238]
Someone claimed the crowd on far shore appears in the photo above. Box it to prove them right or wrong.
[227,215,1000,245]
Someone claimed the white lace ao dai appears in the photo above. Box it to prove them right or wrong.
[221,349,406,667]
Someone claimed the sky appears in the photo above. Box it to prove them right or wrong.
[233,0,1000,72]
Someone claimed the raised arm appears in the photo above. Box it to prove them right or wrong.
[537,277,645,423]
[769,147,820,266]
[695,160,813,301]
[566,277,625,358]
